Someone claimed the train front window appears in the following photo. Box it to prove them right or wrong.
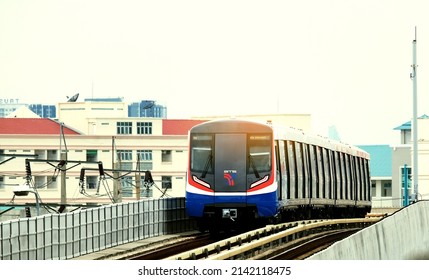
[248,134,272,176]
[190,134,213,177]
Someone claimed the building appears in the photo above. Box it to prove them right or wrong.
[0,98,57,118]
[358,115,429,209]
[0,98,25,117]
[358,145,395,208]
[0,117,205,206]
[1,96,315,208]
[1,97,167,119]
[28,104,56,118]
[128,100,167,118]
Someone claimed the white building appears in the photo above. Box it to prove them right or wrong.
[0,115,204,205]
[416,117,429,200]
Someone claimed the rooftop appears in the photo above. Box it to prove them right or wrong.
[358,145,392,177]
[394,114,429,130]
[162,119,206,135]
[0,118,81,135]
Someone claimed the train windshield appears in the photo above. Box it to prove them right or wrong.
[248,134,272,176]
[190,134,213,177]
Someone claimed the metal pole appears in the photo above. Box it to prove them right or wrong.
[403,164,409,206]
[411,26,419,201]
[60,152,67,204]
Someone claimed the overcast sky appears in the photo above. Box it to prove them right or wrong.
[1,0,429,145]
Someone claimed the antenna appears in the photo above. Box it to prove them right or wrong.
[66,93,79,102]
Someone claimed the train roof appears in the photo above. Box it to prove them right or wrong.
[189,118,272,134]
[189,118,369,159]
[273,125,370,159]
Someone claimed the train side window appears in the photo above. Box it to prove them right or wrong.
[316,146,324,199]
[355,157,360,200]
[350,155,356,200]
[288,141,297,199]
[309,145,318,199]
[339,152,346,200]
[302,143,309,198]
[295,142,304,199]
[322,148,330,199]
[277,140,288,201]
[333,151,340,200]
[328,150,334,199]
[344,154,350,200]
[357,157,363,201]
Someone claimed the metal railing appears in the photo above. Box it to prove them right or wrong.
[0,197,195,260]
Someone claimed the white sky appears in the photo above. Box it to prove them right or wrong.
[1,0,429,145]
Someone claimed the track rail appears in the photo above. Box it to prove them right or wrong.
[124,234,212,260]
[265,228,360,260]
[165,218,382,260]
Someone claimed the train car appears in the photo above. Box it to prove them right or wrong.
[185,119,371,232]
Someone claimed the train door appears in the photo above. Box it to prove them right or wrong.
[214,134,248,197]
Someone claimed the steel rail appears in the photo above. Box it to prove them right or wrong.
[165,218,382,260]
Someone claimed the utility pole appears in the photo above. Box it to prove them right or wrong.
[113,162,120,203]
[135,156,141,200]
[60,152,67,204]
[60,122,68,204]
[411,26,419,201]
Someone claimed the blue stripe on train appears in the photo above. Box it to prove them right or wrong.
[185,191,278,218]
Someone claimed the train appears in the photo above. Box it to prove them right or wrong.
[185,119,371,232]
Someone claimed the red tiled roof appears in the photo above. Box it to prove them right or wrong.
[0,118,80,135]
[162,119,207,135]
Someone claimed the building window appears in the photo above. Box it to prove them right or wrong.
[137,122,153,135]
[86,150,98,162]
[137,150,152,161]
[371,181,376,197]
[47,176,58,189]
[86,176,98,190]
[117,150,133,170]
[121,176,134,197]
[137,150,153,170]
[0,176,4,188]
[117,122,132,134]
[47,149,58,160]
[162,150,172,163]
[382,181,392,197]
[162,176,172,189]
[117,150,133,161]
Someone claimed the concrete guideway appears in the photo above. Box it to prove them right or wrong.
[308,200,429,260]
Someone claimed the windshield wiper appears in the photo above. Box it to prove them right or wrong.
[248,154,260,179]
[201,154,212,178]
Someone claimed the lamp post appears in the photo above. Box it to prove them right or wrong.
[411,27,418,201]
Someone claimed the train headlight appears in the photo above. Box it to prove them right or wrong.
[250,175,270,189]
[192,175,211,189]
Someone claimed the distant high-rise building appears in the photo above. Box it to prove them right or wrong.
[29,104,56,118]
[128,100,167,118]
[0,98,24,117]
[0,99,56,118]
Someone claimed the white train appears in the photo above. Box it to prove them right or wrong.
[186,119,371,232]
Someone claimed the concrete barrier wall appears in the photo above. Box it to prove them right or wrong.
[0,197,195,260]
[309,200,429,260]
